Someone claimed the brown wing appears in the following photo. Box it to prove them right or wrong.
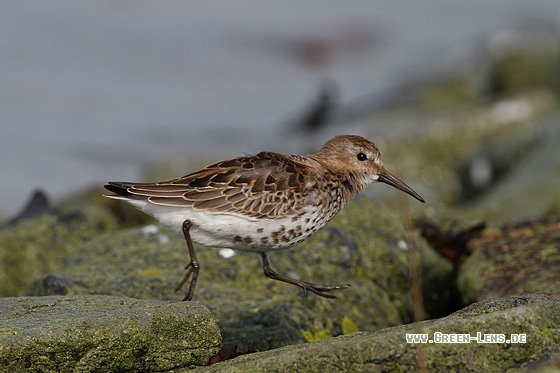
[106,152,316,219]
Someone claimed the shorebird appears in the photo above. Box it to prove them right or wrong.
[105,135,424,300]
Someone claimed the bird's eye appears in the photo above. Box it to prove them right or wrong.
[356,152,367,161]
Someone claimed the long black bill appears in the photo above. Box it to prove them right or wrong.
[377,167,425,203]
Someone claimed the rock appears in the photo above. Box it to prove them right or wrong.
[487,40,560,97]
[459,112,560,224]
[456,126,539,202]
[0,295,221,372]
[0,190,119,297]
[194,294,560,372]
[458,215,560,304]
[0,189,53,228]
[376,88,558,226]
[513,346,560,373]
[30,199,453,351]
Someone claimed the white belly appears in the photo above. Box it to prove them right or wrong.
[127,199,328,251]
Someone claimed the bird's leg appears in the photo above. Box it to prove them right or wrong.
[260,252,350,299]
[175,220,200,301]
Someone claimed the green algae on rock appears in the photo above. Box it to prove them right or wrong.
[458,215,560,304]
[193,294,560,373]
[0,295,221,372]
[0,204,118,297]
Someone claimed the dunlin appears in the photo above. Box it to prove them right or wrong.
[104,135,424,300]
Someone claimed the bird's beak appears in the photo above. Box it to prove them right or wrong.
[377,167,425,203]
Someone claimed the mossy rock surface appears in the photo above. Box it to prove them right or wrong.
[458,215,560,304]
[194,294,560,373]
[0,295,221,372]
[0,194,119,297]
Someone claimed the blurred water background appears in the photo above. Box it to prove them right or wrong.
[2,1,560,214]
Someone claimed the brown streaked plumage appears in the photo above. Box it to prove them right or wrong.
[104,134,424,300]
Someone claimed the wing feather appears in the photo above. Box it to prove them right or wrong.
[105,152,318,218]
